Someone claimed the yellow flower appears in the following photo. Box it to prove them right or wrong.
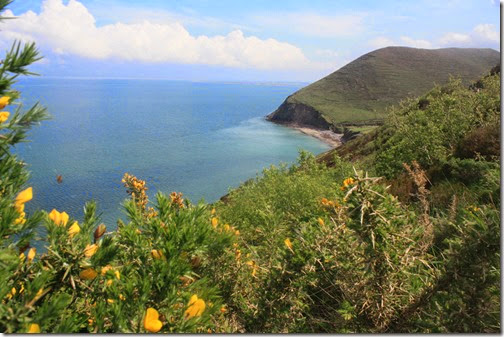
[151,249,163,260]
[184,295,206,319]
[284,238,293,251]
[107,299,115,304]
[211,208,216,215]
[220,306,227,313]
[0,96,10,109]
[246,260,258,277]
[27,248,36,262]
[80,268,98,280]
[84,244,98,258]
[14,211,26,225]
[106,279,113,286]
[318,217,325,226]
[0,111,9,123]
[119,294,126,301]
[27,323,40,333]
[101,265,113,275]
[144,307,163,333]
[15,203,25,214]
[342,177,355,188]
[211,217,218,228]
[68,222,80,237]
[15,187,33,205]
[114,270,120,280]
[48,209,69,226]
[235,249,241,261]
[235,230,240,236]
[19,252,25,262]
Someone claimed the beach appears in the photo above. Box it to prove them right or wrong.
[292,126,343,148]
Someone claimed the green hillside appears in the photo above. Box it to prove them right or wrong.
[271,47,499,127]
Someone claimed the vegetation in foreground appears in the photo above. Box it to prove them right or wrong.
[0,2,500,332]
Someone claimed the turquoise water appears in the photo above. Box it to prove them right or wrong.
[14,78,330,227]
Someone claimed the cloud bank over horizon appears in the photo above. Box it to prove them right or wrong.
[0,0,498,81]
[0,0,335,71]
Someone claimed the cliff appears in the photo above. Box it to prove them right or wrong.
[267,47,500,134]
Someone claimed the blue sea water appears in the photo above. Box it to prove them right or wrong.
[14,78,330,228]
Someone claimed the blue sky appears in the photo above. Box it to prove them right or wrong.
[0,0,500,82]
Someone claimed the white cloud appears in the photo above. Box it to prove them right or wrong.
[0,0,320,70]
[252,12,367,38]
[439,32,471,45]
[368,36,395,48]
[367,21,499,53]
[473,24,499,42]
[438,23,499,47]
[400,36,433,48]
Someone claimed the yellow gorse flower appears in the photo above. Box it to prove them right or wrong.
[13,187,32,225]
[151,249,163,260]
[14,213,26,225]
[101,265,113,275]
[15,187,33,205]
[80,268,98,280]
[19,252,25,262]
[184,294,206,319]
[84,244,98,257]
[211,208,216,215]
[68,222,80,237]
[246,260,258,277]
[0,96,10,109]
[144,307,163,333]
[48,209,69,226]
[284,238,293,251]
[318,217,325,226]
[0,111,10,123]
[119,294,126,301]
[27,248,36,262]
[211,217,218,228]
[342,177,355,188]
[27,323,40,333]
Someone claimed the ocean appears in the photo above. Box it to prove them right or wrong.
[14,78,330,228]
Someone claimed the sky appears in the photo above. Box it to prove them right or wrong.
[0,0,499,82]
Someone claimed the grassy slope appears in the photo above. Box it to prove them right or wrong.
[288,47,499,125]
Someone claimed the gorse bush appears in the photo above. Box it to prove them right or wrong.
[374,74,500,178]
[0,0,500,332]
[3,171,237,332]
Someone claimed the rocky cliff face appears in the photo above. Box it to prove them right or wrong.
[266,98,333,130]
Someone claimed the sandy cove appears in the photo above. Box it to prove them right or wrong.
[291,126,343,148]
